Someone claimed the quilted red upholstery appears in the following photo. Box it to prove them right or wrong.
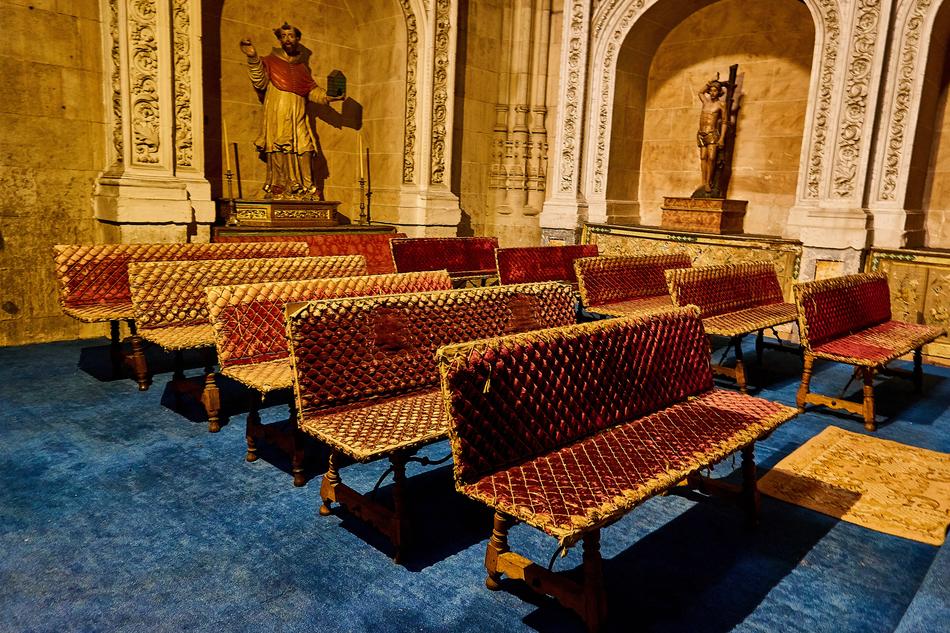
[795,273,892,349]
[53,242,308,316]
[575,254,691,308]
[212,233,406,274]
[495,245,598,285]
[287,283,576,417]
[666,262,785,318]
[440,308,713,484]
[390,237,499,276]
[813,320,945,366]
[208,271,453,369]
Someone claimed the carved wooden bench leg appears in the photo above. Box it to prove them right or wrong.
[861,366,876,431]
[733,335,747,394]
[485,511,512,590]
[319,451,341,516]
[913,348,923,393]
[581,531,608,633]
[290,399,306,487]
[741,444,760,527]
[109,320,123,378]
[129,335,151,391]
[246,400,261,462]
[797,352,814,412]
[755,329,764,365]
[390,454,409,563]
[202,370,221,433]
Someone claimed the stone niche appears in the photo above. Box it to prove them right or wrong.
[607,0,814,237]
[207,0,409,225]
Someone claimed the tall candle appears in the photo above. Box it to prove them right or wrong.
[358,133,364,179]
[365,147,371,192]
[223,118,232,172]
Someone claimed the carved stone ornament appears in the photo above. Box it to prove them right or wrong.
[173,0,193,168]
[399,0,418,184]
[880,0,934,202]
[108,0,123,163]
[430,0,451,185]
[558,1,589,194]
[129,0,161,165]
[806,0,841,198]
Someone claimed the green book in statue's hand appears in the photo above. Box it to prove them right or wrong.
[327,70,346,98]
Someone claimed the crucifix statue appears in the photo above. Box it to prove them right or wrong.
[693,64,743,199]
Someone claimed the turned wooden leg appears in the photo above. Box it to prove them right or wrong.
[245,402,261,462]
[797,352,814,412]
[109,320,122,378]
[755,329,764,365]
[485,511,512,590]
[913,348,923,393]
[581,531,608,633]
[319,451,341,516]
[202,371,221,433]
[127,319,137,336]
[390,454,409,563]
[290,399,306,487]
[741,444,760,527]
[733,336,747,394]
[862,367,876,431]
[130,335,151,391]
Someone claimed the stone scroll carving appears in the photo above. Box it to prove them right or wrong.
[129,0,161,165]
[558,1,589,194]
[399,0,419,184]
[172,0,193,168]
[430,0,451,184]
[805,0,841,198]
[108,0,123,163]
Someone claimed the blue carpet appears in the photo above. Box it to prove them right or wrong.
[0,337,948,632]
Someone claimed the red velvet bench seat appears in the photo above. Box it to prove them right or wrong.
[390,236,499,287]
[794,271,945,431]
[495,244,599,290]
[574,253,691,317]
[437,308,798,632]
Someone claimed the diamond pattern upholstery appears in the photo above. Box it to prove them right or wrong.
[53,242,308,322]
[495,245,598,286]
[666,262,786,319]
[212,233,406,274]
[575,254,691,315]
[391,237,499,277]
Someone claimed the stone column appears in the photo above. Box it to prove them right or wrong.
[94,0,214,243]
[396,0,463,237]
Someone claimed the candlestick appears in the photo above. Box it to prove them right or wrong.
[365,147,372,225]
[358,133,364,179]
[223,119,232,172]
[358,176,367,225]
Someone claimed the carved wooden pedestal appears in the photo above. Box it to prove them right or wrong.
[232,200,342,227]
[661,197,748,235]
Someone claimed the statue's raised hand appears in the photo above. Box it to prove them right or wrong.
[239,39,257,58]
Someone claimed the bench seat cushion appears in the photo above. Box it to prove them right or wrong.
[460,388,796,547]
[702,302,798,337]
[62,301,135,322]
[298,389,448,462]
[812,320,945,366]
[139,324,215,351]
[588,295,673,317]
[222,359,292,393]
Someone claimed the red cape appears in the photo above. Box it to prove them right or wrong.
[261,54,317,97]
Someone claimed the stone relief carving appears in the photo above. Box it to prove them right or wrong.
[172,0,193,168]
[929,272,950,332]
[399,0,418,184]
[558,1,588,194]
[831,0,880,199]
[880,0,933,201]
[129,0,161,165]
[108,0,123,163]
[430,0,451,185]
[806,0,841,198]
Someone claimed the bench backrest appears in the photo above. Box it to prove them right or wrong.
[794,272,892,350]
[211,233,406,274]
[666,262,784,317]
[286,283,576,416]
[575,254,692,306]
[130,255,366,329]
[53,242,308,309]
[391,237,499,276]
[438,307,713,485]
[208,270,453,369]
[495,245,599,285]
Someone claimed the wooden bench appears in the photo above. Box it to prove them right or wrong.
[575,253,691,317]
[286,282,576,560]
[794,272,945,431]
[128,255,366,432]
[52,242,308,375]
[206,270,453,485]
[666,262,798,393]
[212,232,406,274]
[391,236,499,287]
[437,307,798,631]
[495,244,599,289]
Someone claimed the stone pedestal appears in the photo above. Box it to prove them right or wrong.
[661,197,748,235]
[231,200,342,227]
